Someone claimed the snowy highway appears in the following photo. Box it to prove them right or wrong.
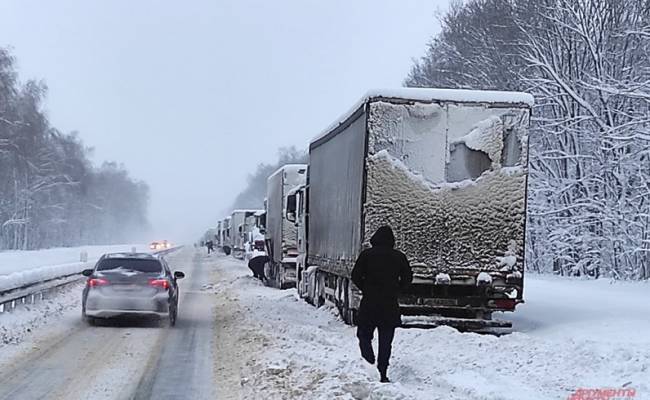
[0,248,216,400]
[1,248,649,399]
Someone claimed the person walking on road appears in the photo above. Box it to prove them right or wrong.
[351,226,412,383]
[206,240,214,254]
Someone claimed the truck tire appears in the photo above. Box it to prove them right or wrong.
[315,272,325,307]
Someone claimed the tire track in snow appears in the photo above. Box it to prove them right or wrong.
[132,250,217,399]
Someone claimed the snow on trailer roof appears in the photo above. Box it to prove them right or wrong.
[311,87,534,146]
[253,210,266,217]
[268,164,308,179]
[231,209,262,214]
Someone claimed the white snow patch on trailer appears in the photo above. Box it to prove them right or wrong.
[312,88,534,144]
[451,115,504,166]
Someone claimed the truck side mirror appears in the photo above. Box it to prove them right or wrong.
[286,193,297,222]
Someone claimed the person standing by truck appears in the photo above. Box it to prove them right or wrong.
[351,226,412,383]
[248,253,270,281]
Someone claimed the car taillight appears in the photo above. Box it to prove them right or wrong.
[88,278,109,287]
[149,279,170,290]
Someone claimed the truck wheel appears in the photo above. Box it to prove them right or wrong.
[315,273,325,307]
[341,280,356,325]
[274,264,281,289]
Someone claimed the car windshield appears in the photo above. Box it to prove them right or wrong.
[96,259,162,273]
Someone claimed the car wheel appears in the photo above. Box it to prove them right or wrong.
[82,308,95,325]
[169,304,177,327]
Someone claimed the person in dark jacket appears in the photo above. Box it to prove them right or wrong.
[248,254,270,280]
[351,226,412,383]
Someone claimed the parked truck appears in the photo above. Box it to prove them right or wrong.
[218,216,232,255]
[292,88,533,329]
[230,210,261,259]
[243,210,266,260]
[264,164,307,288]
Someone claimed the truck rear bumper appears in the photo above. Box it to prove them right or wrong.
[399,299,521,315]
[401,315,512,330]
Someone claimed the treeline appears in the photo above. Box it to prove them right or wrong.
[0,48,149,250]
[230,146,307,210]
[407,0,650,279]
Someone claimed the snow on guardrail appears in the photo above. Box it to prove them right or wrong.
[0,261,91,294]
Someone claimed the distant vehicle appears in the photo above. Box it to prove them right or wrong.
[149,240,172,251]
[264,164,307,288]
[230,209,261,259]
[81,252,185,326]
[244,210,266,260]
[218,216,232,255]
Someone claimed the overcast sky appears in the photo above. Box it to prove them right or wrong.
[0,0,448,242]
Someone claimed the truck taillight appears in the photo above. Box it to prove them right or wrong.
[88,278,109,287]
[490,299,516,310]
[149,279,170,290]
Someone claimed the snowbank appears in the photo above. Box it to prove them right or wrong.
[0,282,82,346]
[210,256,650,400]
[0,244,146,292]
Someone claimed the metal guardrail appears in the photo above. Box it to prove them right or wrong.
[0,245,183,314]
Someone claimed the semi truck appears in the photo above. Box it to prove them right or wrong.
[230,210,260,259]
[264,164,307,289]
[243,210,266,260]
[291,88,533,329]
[217,216,232,255]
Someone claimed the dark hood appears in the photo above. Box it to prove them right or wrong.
[370,226,395,248]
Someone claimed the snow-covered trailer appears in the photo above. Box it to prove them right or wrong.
[230,210,259,259]
[265,164,307,289]
[301,88,533,329]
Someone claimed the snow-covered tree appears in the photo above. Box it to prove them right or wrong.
[230,146,307,210]
[0,47,150,250]
[407,0,650,280]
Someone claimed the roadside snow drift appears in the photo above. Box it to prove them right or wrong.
[0,244,147,292]
[209,256,650,400]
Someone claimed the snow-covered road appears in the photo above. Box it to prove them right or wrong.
[0,247,216,400]
[0,250,648,399]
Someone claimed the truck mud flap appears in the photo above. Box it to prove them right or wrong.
[400,316,512,331]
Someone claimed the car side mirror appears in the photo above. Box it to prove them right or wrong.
[174,271,185,279]
[82,269,94,277]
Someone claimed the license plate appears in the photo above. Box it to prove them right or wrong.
[114,284,139,291]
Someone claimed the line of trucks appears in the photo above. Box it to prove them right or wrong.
[209,88,533,330]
